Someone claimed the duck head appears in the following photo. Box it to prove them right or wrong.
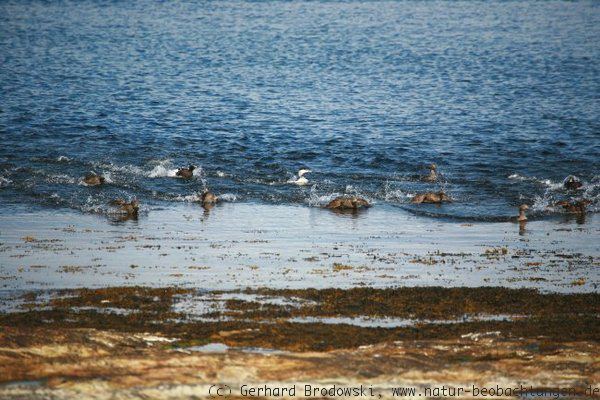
[518,204,529,221]
[438,191,451,202]
[564,175,583,190]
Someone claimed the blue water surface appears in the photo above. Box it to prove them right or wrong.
[0,0,599,220]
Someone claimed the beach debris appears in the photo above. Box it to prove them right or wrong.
[332,263,353,272]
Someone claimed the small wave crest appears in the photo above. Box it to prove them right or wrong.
[147,160,202,179]
[148,164,179,178]
[94,161,145,176]
[0,176,12,187]
[218,193,237,202]
[170,192,237,203]
[508,173,563,190]
[516,173,599,214]
[46,174,77,185]
[381,181,415,203]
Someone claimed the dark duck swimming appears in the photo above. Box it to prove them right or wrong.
[110,199,139,216]
[563,176,583,190]
[83,173,105,186]
[176,165,196,179]
[411,191,452,204]
[423,163,438,182]
[200,189,218,205]
[555,199,591,214]
[326,196,370,210]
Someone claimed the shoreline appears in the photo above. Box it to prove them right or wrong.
[1,202,597,397]
[0,202,598,293]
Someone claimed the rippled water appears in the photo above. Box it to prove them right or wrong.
[1,0,598,220]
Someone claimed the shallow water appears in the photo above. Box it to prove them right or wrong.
[1,0,599,220]
[0,203,597,292]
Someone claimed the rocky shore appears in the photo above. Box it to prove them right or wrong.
[0,286,598,399]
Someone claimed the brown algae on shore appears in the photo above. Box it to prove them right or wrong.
[0,286,598,397]
[1,286,598,351]
[0,326,597,399]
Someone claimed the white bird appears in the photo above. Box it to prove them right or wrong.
[288,169,311,186]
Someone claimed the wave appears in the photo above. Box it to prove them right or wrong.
[306,184,375,208]
[508,173,563,190]
[147,160,203,179]
[0,176,12,187]
[512,173,600,214]
[93,161,146,177]
[380,181,415,203]
[2,155,597,220]
[147,164,180,178]
[166,192,238,203]
[45,174,77,185]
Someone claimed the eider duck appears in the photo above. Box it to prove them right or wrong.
[518,204,529,221]
[201,189,218,206]
[288,169,311,186]
[555,199,591,214]
[176,165,196,179]
[110,199,139,216]
[564,176,583,190]
[423,163,438,182]
[83,173,105,186]
[326,196,370,210]
[411,191,452,204]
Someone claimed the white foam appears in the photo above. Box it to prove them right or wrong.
[46,174,76,184]
[218,193,237,202]
[95,162,145,176]
[382,181,414,202]
[148,164,179,178]
[306,185,343,207]
[0,176,12,187]
[508,173,527,180]
[56,155,70,162]
[147,161,202,179]
[102,172,114,183]
[173,192,236,203]
[531,194,553,213]
[509,173,563,190]
[173,193,203,202]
